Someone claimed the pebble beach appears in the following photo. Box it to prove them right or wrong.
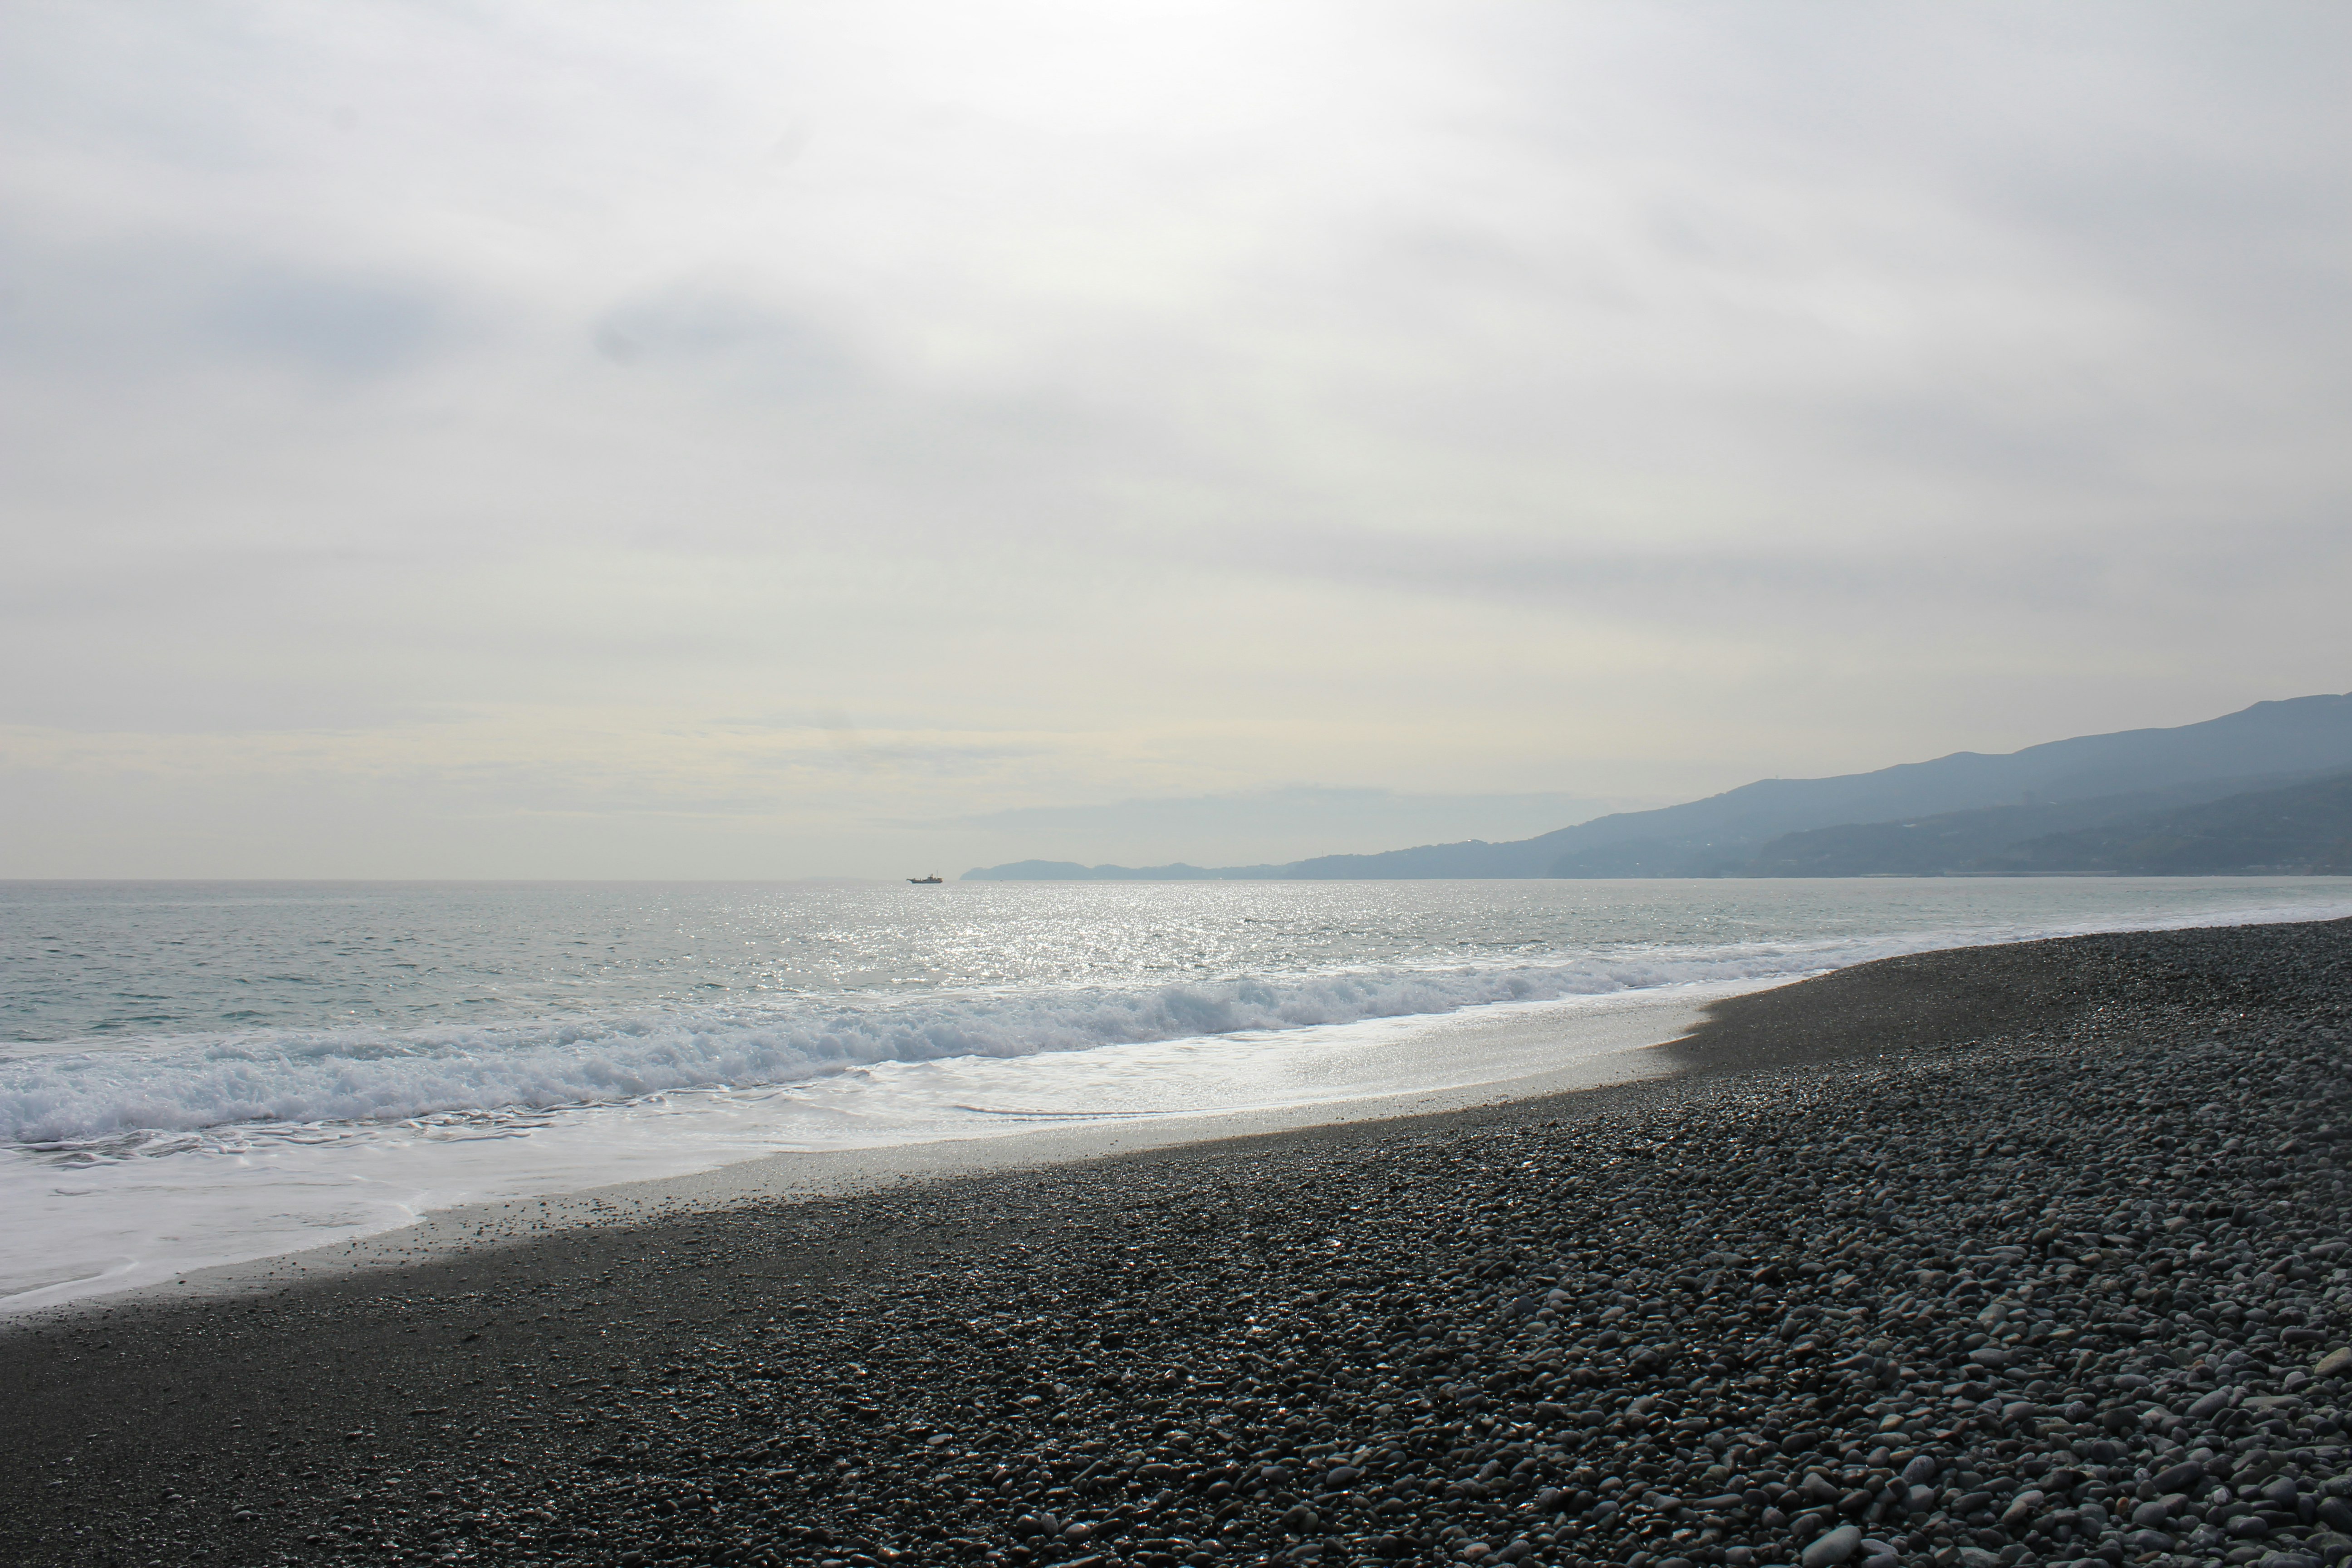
[3,916,2347,1568]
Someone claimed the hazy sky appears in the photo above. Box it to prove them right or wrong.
[5,2,2348,877]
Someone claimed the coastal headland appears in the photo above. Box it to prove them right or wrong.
[4,919,2347,1568]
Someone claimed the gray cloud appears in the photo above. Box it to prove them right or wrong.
[593,283,860,395]
[1,1,2346,875]
[0,226,471,383]
[207,267,448,377]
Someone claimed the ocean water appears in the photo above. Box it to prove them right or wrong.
[5,876,2350,1312]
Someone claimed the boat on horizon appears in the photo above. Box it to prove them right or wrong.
[907,873,944,884]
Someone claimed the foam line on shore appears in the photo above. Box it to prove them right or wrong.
[1,980,1749,1318]
[5,918,2346,1568]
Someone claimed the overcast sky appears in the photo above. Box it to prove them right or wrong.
[4,2,2348,877]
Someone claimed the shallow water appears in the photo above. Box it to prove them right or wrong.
[4,876,2349,1310]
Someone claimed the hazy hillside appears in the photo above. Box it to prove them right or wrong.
[1740,770,2333,877]
[1285,692,2352,879]
[963,692,2352,880]
[1980,769,2352,875]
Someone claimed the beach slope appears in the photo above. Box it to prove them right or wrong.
[4,918,2347,1568]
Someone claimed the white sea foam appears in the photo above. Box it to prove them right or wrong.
[0,983,1733,1312]
[9,889,2350,1151]
[5,878,2349,1314]
[1,948,1790,1145]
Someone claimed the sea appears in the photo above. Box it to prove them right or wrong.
[5,876,2350,1314]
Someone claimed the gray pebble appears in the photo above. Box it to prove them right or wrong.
[1802,1524,1863,1568]
[12,920,2352,1568]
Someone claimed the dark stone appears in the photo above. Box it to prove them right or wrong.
[10,919,2352,1568]
[2154,1461,2211,1496]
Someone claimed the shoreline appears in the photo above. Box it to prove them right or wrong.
[1,981,1753,1318]
[11,886,2352,1320]
[4,916,2348,1568]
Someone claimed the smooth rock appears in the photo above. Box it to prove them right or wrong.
[2155,1461,2211,1495]
[2188,1388,2236,1420]
[1802,1524,1863,1568]
[13,920,2352,1568]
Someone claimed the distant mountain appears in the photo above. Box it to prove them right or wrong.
[1978,769,2352,875]
[1740,771,2338,877]
[1282,693,2352,879]
[961,692,2352,881]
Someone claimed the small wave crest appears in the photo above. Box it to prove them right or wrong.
[0,946,1816,1145]
[12,890,2343,1149]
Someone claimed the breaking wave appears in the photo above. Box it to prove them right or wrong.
[7,892,2347,1148]
[1,947,1823,1144]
